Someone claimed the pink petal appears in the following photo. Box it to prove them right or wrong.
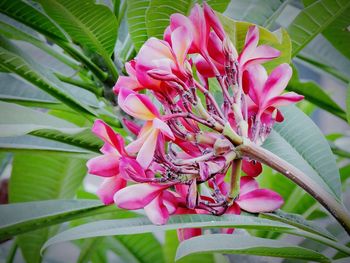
[177,228,202,242]
[243,64,267,105]
[92,120,125,155]
[194,55,215,78]
[239,26,259,65]
[118,88,159,120]
[113,76,141,94]
[122,118,141,136]
[267,92,304,108]
[237,189,284,213]
[262,63,292,102]
[244,45,280,69]
[137,128,159,168]
[240,176,259,195]
[189,4,209,51]
[119,156,147,181]
[144,194,169,225]
[242,160,262,177]
[87,154,119,177]
[125,122,153,154]
[203,2,225,40]
[171,26,192,66]
[152,118,174,140]
[97,176,127,205]
[162,191,178,214]
[114,183,170,209]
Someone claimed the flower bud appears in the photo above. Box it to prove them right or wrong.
[147,69,179,81]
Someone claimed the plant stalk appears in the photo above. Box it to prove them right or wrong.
[237,141,350,235]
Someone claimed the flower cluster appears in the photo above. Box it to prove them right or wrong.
[87,3,303,241]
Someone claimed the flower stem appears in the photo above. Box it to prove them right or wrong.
[229,159,242,199]
[237,141,350,235]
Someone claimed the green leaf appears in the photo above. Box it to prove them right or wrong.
[108,235,166,263]
[323,7,350,60]
[263,105,342,201]
[126,0,150,51]
[287,0,350,56]
[224,0,290,28]
[164,230,215,263]
[37,0,118,80]
[261,210,336,241]
[0,0,67,41]
[175,234,330,262]
[287,66,347,121]
[218,14,292,72]
[0,37,96,117]
[0,136,92,155]
[0,200,111,240]
[0,21,80,70]
[9,153,87,263]
[346,84,350,124]
[146,0,193,39]
[42,214,298,251]
[0,101,102,152]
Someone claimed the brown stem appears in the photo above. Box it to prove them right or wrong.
[237,141,350,235]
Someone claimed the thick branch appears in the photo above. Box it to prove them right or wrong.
[237,141,350,235]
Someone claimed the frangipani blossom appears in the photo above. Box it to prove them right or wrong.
[244,63,304,127]
[118,87,174,168]
[87,3,302,241]
[114,182,177,225]
[87,120,128,204]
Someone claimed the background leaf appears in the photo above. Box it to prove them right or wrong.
[0,0,67,41]
[175,234,330,262]
[9,153,88,263]
[0,200,112,240]
[126,0,150,51]
[263,105,342,201]
[287,0,350,56]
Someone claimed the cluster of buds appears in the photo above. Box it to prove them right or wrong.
[87,3,303,241]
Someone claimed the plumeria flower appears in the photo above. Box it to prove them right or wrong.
[87,3,303,240]
[115,157,177,225]
[118,87,174,168]
[86,120,128,204]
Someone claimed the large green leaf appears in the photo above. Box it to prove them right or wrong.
[323,8,350,60]
[126,0,150,51]
[37,0,118,79]
[287,0,350,56]
[0,101,102,152]
[0,200,113,240]
[0,21,79,70]
[175,234,330,262]
[0,0,67,41]
[164,230,216,263]
[146,0,193,39]
[0,136,92,156]
[224,0,289,28]
[38,0,117,56]
[287,66,346,121]
[0,37,96,117]
[218,14,291,72]
[42,214,299,251]
[9,153,87,263]
[263,105,342,201]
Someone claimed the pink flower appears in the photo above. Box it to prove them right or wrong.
[235,176,284,213]
[238,26,280,72]
[244,63,304,124]
[86,120,128,204]
[113,60,143,93]
[114,182,177,225]
[118,87,174,168]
